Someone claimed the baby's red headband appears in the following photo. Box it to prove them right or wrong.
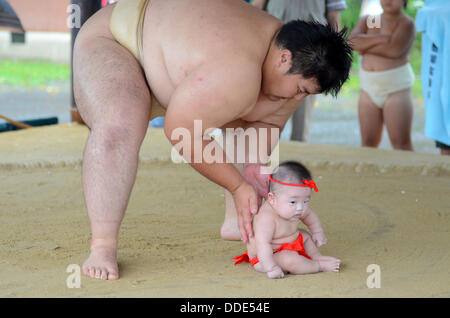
[269,176,319,192]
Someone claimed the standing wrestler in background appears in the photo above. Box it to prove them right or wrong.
[253,0,347,142]
[349,0,416,151]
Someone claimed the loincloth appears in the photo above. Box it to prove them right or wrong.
[359,62,415,108]
[232,231,312,266]
[110,0,166,120]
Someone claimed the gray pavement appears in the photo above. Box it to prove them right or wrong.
[0,82,438,154]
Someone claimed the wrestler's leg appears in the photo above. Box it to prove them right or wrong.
[220,126,270,241]
[383,88,414,151]
[221,163,244,240]
[358,90,384,148]
[290,95,315,142]
[73,9,151,280]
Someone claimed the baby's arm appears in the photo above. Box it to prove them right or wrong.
[300,207,327,247]
[349,16,390,54]
[253,214,284,279]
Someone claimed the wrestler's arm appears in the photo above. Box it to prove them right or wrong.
[349,16,390,54]
[363,18,416,58]
[218,95,307,202]
[237,93,309,163]
[164,60,261,242]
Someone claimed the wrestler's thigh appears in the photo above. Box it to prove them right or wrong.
[358,90,383,145]
[73,27,151,137]
[383,89,414,139]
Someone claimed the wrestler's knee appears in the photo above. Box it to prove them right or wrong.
[91,124,147,153]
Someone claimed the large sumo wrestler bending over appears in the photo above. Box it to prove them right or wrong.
[73,0,352,280]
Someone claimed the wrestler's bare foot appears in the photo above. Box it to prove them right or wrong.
[82,241,119,280]
[220,218,241,241]
[318,259,341,272]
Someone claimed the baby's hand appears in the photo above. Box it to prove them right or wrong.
[266,266,284,279]
[312,231,327,247]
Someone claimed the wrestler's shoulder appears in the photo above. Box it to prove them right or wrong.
[399,13,415,29]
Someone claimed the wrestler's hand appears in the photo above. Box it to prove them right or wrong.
[242,164,270,210]
[312,231,327,248]
[231,181,259,244]
[266,265,284,279]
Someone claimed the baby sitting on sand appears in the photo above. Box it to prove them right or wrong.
[233,161,341,278]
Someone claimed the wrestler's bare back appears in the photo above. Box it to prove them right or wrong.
[362,13,415,71]
[140,0,294,125]
[80,0,307,143]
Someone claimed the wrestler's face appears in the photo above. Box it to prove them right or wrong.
[262,49,320,102]
[268,186,311,220]
[381,0,405,13]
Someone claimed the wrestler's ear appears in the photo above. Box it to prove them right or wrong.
[279,49,292,68]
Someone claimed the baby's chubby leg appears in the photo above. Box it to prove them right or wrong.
[271,230,341,274]
[300,229,321,258]
[300,229,341,262]
[273,250,339,274]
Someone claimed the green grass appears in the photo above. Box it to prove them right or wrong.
[0,60,70,87]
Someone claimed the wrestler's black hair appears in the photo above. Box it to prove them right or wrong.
[269,161,312,193]
[275,20,353,97]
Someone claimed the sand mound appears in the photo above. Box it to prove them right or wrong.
[0,124,449,297]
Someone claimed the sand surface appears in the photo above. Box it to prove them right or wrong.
[0,124,449,297]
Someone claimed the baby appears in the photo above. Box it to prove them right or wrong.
[233,161,341,279]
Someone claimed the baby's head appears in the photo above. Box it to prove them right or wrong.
[267,161,318,220]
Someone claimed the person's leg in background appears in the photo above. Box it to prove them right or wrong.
[436,141,450,155]
[383,88,414,151]
[290,95,315,142]
[358,90,384,148]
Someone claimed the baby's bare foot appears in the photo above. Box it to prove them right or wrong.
[318,259,341,273]
[82,245,119,280]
